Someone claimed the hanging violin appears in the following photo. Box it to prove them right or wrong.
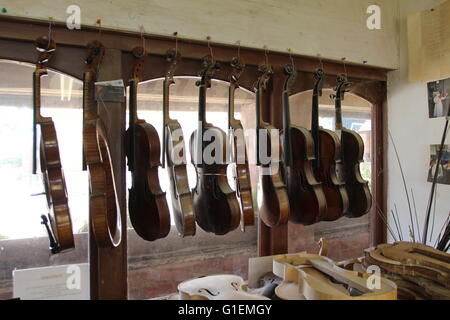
[162,48,196,237]
[125,46,171,241]
[228,56,255,231]
[189,55,240,235]
[311,69,349,221]
[255,64,289,227]
[83,41,121,248]
[33,36,74,253]
[281,64,327,225]
[332,74,372,218]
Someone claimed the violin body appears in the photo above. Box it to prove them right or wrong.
[163,49,195,237]
[256,65,289,228]
[190,126,240,235]
[341,128,372,217]
[33,38,74,252]
[228,57,255,231]
[125,121,171,241]
[126,46,170,241]
[281,64,326,225]
[314,128,349,221]
[166,121,196,236]
[83,41,121,248]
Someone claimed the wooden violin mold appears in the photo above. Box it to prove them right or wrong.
[178,275,270,300]
[33,36,74,253]
[273,253,397,300]
[83,41,122,248]
[126,46,171,241]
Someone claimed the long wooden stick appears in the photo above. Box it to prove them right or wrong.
[423,118,449,244]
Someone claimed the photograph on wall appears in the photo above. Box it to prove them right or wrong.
[428,144,450,185]
[427,78,450,118]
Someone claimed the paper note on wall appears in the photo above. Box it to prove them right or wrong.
[13,263,89,300]
[407,0,450,82]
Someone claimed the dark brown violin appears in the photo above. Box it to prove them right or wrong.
[228,57,255,231]
[125,46,171,241]
[162,48,196,237]
[33,37,74,253]
[83,41,121,248]
[255,64,289,227]
[332,74,372,218]
[189,55,240,235]
[311,69,349,221]
[281,64,327,225]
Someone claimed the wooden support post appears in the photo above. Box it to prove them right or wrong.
[89,48,128,300]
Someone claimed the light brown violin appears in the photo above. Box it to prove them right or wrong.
[83,41,121,248]
[125,46,171,241]
[162,48,196,237]
[228,57,255,231]
[33,37,74,253]
[255,64,289,227]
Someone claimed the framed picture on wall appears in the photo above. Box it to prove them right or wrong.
[427,78,450,118]
[428,144,450,185]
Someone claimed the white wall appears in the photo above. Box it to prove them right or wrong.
[386,0,449,246]
[3,0,399,68]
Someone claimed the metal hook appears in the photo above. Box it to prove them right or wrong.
[341,57,348,77]
[207,36,214,60]
[139,25,146,50]
[96,19,102,39]
[173,32,178,56]
[236,40,241,61]
[47,16,53,48]
[288,48,295,69]
[263,45,269,68]
[317,54,324,71]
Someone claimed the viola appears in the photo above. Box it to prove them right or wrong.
[125,46,170,241]
[255,64,289,227]
[332,74,372,218]
[162,48,196,237]
[33,37,74,253]
[189,55,240,235]
[273,253,397,300]
[178,274,270,300]
[281,64,327,225]
[83,41,121,248]
[311,69,349,221]
[228,57,255,231]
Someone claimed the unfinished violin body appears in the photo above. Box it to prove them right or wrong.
[33,37,74,253]
[255,64,289,228]
[163,48,196,237]
[311,69,348,221]
[228,57,255,231]
[332,74,372,218]
[125,46,170,241]
[190,55,240,235]
[273,253,397,300]
[83,41,121,248]
[281,64,327,225]
[178,275,270,300]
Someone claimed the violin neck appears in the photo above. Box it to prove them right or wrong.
[282,90,293,167]
[255,87,263,166]
[196,85,207,166]
[311,88,321,167]
[335,97,343,132]
[32,70,41,175]
[228,82,237,129]
[83,71,97,119]
[129,79,139,126]
[162,79,171,168]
